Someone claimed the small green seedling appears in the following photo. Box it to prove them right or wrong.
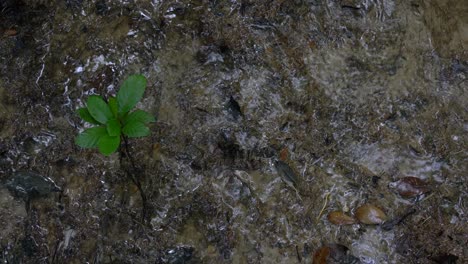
[75,74,155,155]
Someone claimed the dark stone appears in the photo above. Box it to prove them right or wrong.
[66,0,83,9]
[226,96,242,120]
[158,246,195,264]
[95,0,108,16]
[5,171,61,200]
[372,175,381,186]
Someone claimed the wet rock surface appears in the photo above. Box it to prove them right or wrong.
[5,171,61,200]
[0,0,467,263]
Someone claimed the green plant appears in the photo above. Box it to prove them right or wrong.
[75,74,155,155]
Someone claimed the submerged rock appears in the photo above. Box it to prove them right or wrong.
[158,246,196,264]
[5,171,61,200]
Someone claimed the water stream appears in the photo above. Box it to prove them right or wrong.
[0,0,466,263]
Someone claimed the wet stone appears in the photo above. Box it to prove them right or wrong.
[5,171,61,200]
[226,96,242,120]
[95,0,108,16]
[158,246,196,264]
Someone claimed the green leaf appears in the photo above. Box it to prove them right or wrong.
[87,95,113,124]
[108,97,118,118]
[77,108,100,125]
[106,118,121,137]
[117,75,147,113]
[98,135,120,155]
[75,126,107,148]
[123,110,155,125]
[122,120,150,138]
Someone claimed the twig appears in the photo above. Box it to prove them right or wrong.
[120,136,149,222]
[317,192,331,220]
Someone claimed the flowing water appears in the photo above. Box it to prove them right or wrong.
[0,0,467,263]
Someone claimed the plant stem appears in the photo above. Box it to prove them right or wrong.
[121,136,148,222]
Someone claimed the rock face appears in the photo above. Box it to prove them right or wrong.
[5,171,61,200]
